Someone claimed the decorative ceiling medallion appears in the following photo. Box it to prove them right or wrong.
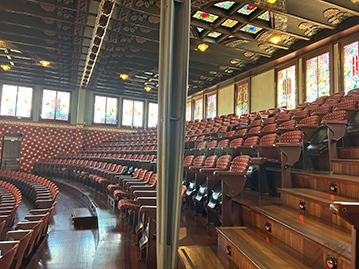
[123,25,138,32]
[135,38,147,43]
[273,13,287,31]
[139,27,152,33]
[323,8,353,25]
[148,15,160,24]
[120,36,134,43]
[130,12,148,22]
[43,30,56,36]
[244,51,260,60]
[136,0,155,8]
[258,44,277,54]
[230,59,246,68]
[298,22,322,37]
[226,39,249,48]
[40,4,56,12]
[214,1,235,9]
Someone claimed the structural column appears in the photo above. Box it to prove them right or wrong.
[157,0,190,267]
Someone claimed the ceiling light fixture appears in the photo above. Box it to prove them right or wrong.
[120,74,128,80]
[198,43,209,52]
[270,36,280,44]
[267,0,277,3]
[144,86,151,92]
[40,60,50,67]
[1,65,10,71]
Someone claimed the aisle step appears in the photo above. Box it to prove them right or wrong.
[332,159,359,176]
[337,147,359,159]
[217,226,322,269]
[280,188,357,229]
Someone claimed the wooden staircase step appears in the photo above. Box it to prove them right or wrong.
[332,159,359,176]
[217,226,322,269]
[178,245,238,269]
[291,170,359,199]
[280,188,357,229]
[337,147,359,159]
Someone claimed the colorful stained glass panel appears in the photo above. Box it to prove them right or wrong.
[55,91,70,121]
[222,19,238,28]
[236,83,249,115]
[343,41,359,94]
[133,101,144,127]
[94,95,107,124]
[16,87,32,118]
[277,65,296,109]
[258,11,270,21]
[106,97,118,125]
[306,52,330,102]
[194,99,203,120]
[197,27,204,32]
[1,85,17,116]
[240,24,262,34]
[208,31,222,38]
[148,102,158,127]
[214,1,235,9]
[186,102,191,121]
[206,94,217,118]
[237,4,257,15]
[41,90,57,120]
[193,11,218,23]
[122,99,133,126]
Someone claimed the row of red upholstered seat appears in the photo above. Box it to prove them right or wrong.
[0,172,57,269]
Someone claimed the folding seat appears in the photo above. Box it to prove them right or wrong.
[262,116,276,126]
[249,112,260,120]
[312,96,327,105]
[245,126,261,137]
[211,155,251,226]
[276,113,292,123]
[114,171,154,200]
[195,155,232,219]
[296,102,308,109]
[310,105,331,121]
[248,119,261,128]
[292,109,309,122]
[289,108,302,115]
[275,111,288,118]
[0,243,18,269]
[231,136,260,156]
[296,115,319,140]
[258,110,270,119]
[222,130,235,140]
[333,99,358,121]
[267,107,280,113]
[304,104,319,112]
[277,119,297,134]
[217,126,229,138]
[260,123,277,136]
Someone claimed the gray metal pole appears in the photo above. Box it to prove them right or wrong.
[157,0,190,266]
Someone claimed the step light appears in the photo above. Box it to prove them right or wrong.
[298,200,306,211]
[329,182,337,192]
[325,255,337,269]
[264,221,271,232]
[225,244,231,256]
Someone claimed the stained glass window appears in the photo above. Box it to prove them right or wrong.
[222,19,238,28]
[306,52,330,102]
[1,84,33,117]
[122,99,134,126]
[214,1,235,9]
[237,4,257,15]
[343,41,359,94]
[258,11,270,21]
[240,24,262,34]
[122,99,144,127]
[186,102,191,121]
[236,82,249,115]
[94,95,117,125]
[208,31,222,38]
[197,27,204,32]
[206,94,217,118]
[41,89,70,121]
[194,98,203,120]
[148,102,158,128]
[277,65,296,109]
[193,11,218,23]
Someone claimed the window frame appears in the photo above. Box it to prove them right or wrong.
[147,101,158,128]
[234,78,250,115]
[275,61,298,110]
[302,45,333,102]
[92,94,119,126]
[40,89,72,123]
[205,90,218,119]
[186,101,192,121]
[193,96,204,120]
[120,98,145,128]
[339,34,359,94]
[0,84,34,120]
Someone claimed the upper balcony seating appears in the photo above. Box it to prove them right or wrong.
[277,119,297,134]
[260,123,277,136]
[310,105,332,121]
[292,109,309,122]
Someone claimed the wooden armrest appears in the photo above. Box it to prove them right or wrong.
[7,230,31,240]
[276,143,302,147]
[133,190,157,197]
[16,221,40,230]
[214,171,247,176]
[140,205,157,214]
[136,197,157,206]
[0,241,19,253]
[252,144,276,148]
[130,185,155,191]
[321,120,347,125]
[199,168,225,173]
[296,124,317,128]
[189,166,203,171]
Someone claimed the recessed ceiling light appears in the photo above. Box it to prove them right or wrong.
[144,86,151,92]
[120,74,128,80]
[270,36,280,44]
[1,65,10,71]
[198,43,209,52]
[40,60,50,67]
[267,0,277,3]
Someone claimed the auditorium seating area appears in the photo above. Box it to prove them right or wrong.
[29,88,359,268]
[0,171,58,269]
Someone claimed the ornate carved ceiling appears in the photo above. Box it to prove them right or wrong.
[0,0,358,101]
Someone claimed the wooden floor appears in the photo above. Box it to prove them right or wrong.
[19,178,228,269]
